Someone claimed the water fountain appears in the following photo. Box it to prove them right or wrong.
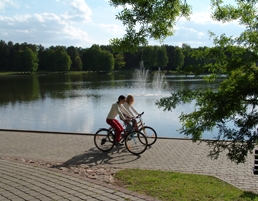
[152,69,168,94]
[133,60,150,94]
[133,61,167,96]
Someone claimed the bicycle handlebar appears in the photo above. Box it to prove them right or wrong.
[136,112,144,118]
[123,112,144,121]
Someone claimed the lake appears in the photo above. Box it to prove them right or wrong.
[0,71,223,139]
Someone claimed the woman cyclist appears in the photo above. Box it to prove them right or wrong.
[106,95,131,146]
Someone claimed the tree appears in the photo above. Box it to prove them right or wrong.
[114,52,126,70]
[174,47,184,71]
[156,0,258,163]
[73,55,83,71]
[0,40,9,71]
[123,51,142,70]
[82,45,114,72]
[164,45,176,72]
[85,44,102,71]
[67,46,82,71]
[100,50,115,72]
[142,46,156,69]
[37,45,46,71]
[109,0,191,52]
[13,47,38,73]
[21,47,38,72]
[156,46,168,71]
[45,46,71,72]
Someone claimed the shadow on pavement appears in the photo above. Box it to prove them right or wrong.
[53,146,142,169]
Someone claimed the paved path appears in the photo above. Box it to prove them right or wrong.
[0,129,257,200]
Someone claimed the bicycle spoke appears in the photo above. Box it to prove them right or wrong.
[125,131,147,155]
[94,129,114,152]
[140,126,157,146]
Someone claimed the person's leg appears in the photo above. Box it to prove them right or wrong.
[132,119,138,130]
[106,119,124,142]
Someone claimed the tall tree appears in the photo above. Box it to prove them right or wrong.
[37,45,46,71]
[100,50,115,72]
[157,0,258,163]
[45,46,71,72]
[174,47,185,71]
[67,46,82,71]
[156,46,168,71]
[85,44,102,71]
[114,52,126,70]
[0,40,9,71]
[20,47,38,72]
[8,42,38,72]
[164,45,176,72]
[142,46,156,69]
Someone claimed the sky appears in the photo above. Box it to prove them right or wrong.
[0,0,244,49]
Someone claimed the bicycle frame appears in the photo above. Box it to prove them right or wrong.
[137,115,146,131]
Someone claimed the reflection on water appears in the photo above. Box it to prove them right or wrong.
[0,73,223,139]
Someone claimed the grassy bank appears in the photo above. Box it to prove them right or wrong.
[114,169,258,201]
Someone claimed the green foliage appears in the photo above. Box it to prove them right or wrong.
[82,44,115,72]
[115,169,258,201]
[156,46,168,70]
[45,46,71,72]
[174,47,185,70]
[114,52,126,70]
[13,47,38,72]
[67,46,82,71]
[0,40,9,71]
[142,46,156,68]
[157,0,258,163]
[22,47,38,72]
[0,39,206,73]
[100,50,115,72]
[109,0,192,52]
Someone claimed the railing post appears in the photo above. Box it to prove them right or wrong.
[254,150,258,175]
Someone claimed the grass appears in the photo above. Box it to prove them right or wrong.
[114,169,258,201]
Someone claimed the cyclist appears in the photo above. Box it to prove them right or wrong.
[123,94,140,131]
[106,95,132,146]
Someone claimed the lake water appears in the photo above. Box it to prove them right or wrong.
[0,71,223,139]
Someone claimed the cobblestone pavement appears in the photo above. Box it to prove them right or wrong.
[0,129,258,200]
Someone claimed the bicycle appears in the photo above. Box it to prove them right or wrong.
[94,123,148,155]
[136,112,157,146]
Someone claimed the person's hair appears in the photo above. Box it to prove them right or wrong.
[118,95,126,102]
[126,94,134,104]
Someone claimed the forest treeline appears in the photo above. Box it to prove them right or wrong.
[0,39,208,73]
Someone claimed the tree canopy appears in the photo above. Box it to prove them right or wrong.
[109,0,191,52]
[159,0,258,163]
[109,0,258,163]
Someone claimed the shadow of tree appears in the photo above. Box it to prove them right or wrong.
[240,191,258,200]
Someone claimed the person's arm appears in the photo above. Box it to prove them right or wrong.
[117,105,127,120]
[120,105,133,118]
[130,105,139,116]
[123,102,134,117]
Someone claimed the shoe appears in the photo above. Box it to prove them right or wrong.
[115,142,124,147]
[101,138,106,145]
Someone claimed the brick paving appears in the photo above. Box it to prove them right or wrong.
[0,129,257,200]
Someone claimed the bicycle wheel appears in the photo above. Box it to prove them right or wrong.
[125,131,147,155]
[139,126,157,146]
[94,128,114,152]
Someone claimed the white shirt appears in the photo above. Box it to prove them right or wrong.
[107,102,132,120]
[123,102,139,117]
